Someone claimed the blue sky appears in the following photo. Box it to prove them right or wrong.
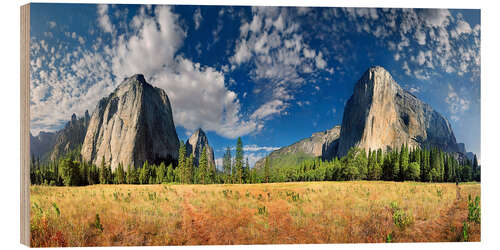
[29,4,481,167]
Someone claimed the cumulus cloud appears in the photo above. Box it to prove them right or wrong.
[451,19,472,38]
[30,5,262,139]
[419,9,451,28]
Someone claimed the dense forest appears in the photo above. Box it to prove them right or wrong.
[30,138,480,186]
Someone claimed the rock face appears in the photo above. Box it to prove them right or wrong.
[254,126,341,169]
[336,66,460,157]
[185,128,216,168]
[49,111,90,161]
[81,74,179,170]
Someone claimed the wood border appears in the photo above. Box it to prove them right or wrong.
[20,3,30,246]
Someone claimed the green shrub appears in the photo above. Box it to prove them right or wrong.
[390,201,413,230]
[257,206,268,216]
[467,194,480,224]
[94,213,104,232]
[462,221,469,242]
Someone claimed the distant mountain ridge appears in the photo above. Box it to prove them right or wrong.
[30,111,90,161]
[254,126,340,169]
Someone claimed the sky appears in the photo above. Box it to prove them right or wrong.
[29,3,481,167]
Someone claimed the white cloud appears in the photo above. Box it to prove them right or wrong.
[445,84,470,114]
[97,4,114,33]
[409,87,420,93]
[414,29,426,45]
[250,99,286,120]
[48,21,56,29]
[243,144,280,152]
[246,152,268,168]
[193,7,203,30]
[315,51,327,69]
[230,7,330,123]
[451,19,472,38]
[231,40,252,65]
[29,5,263,139]
[419,9,451,28]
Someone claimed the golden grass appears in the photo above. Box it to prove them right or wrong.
[30,181,480,246]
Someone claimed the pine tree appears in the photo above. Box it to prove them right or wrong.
[186,155,194,184]
[367,149,374,180]
[407,162,420,181]
[178,141,186,183]
[473,155,479,181]
[157,162,167,184]
[139,161,150,184]
[115,163,125,184]
[244,158,250,183]
[223,147,232,183]
[99,156,108,184]
[392,151,400,181]
[199,146,208,184]
[399,144,409,181]
[166,163,174,183]
[235,137,244,184]
[264,157,270,183]
[60,158,79,186]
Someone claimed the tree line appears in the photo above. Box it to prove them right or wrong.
[262,145,480,183]
[30,140,480,186]
[30,137,258,186]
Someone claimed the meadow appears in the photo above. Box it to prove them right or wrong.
[30,181,480,246]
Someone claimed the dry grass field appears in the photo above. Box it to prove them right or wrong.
[30,181,480,246]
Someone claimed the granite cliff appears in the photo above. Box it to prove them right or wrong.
[336,66,460,157]
[81,74,179,170]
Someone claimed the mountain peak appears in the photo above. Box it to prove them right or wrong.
[186,128,215,168]
[130,73,146,83]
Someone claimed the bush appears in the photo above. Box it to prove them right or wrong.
[467,194,480,224]
[390,201,413,230]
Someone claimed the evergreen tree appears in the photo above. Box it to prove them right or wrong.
[99,156,110,184]
[399,144,409,181]
[222,147,232,183]
[127,167,139,184]
[186,155,194,184]
[235,137,244,184]
[166,163,174,183]
[115,163,126,184]
[156,162,167,184]
[199,145,208,184]
[473,155,479,181]
[367,149,374,180]
[60,158,80,186]
[178,140,186,183]
[407,162,420,181]
[244,158,250,183]
[264,156,270,183]
[139,161,150,184]
[392,152,400,181]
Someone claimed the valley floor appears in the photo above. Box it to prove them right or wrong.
[30,181,480,246]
